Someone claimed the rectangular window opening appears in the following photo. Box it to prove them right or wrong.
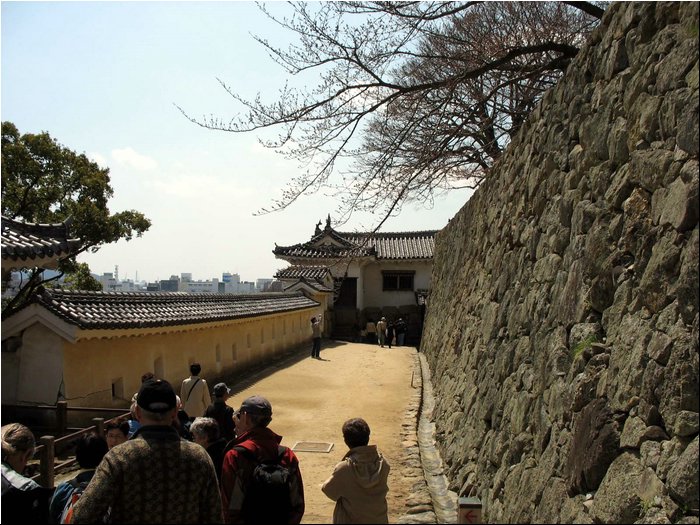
[382,271,415,291]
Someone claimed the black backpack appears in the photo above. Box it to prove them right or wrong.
[234,445,294,523]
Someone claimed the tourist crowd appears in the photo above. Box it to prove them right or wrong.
[1,354,390,524]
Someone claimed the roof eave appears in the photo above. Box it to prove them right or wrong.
[1,303,78,343]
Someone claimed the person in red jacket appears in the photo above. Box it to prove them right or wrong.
[220,395,304,524]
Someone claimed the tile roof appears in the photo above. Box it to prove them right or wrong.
[275,265,332,280]
[1,216,82,269]
[283,277,334,293]
[29,288,319,330]
[342,231,437,259]
[273,229,437,260]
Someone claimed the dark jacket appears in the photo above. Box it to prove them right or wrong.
[220,426,304,524]
[1,463,53,524]
[207,438,228,483]
[204,399,236,441]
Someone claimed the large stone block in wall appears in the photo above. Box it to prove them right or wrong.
[566,398,621,494]
[589,452,645,523]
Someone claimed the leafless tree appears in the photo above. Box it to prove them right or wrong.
[179,1,604,229]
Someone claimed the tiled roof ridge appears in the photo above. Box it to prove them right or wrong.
[27,287,319,331]
[339,229,439,238]
[2,215,77,239]
[273,243,374,255]
[37,287,307,302]
[274,264,332,278]
[308,228,356,247]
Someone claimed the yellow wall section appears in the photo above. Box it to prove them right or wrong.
[60,307,320,408]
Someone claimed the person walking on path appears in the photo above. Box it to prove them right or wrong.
[311,316,322,359]
[181,363,212,420]
[386,321,395,349]
[395,318,407,346]
[376,317,387,347]
[71,379,223,524]
[220,395,305,524]
[205,383,236,442]
[365,319,377,344]
[321,418,390,524]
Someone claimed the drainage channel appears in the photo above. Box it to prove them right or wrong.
[417,353,458,524]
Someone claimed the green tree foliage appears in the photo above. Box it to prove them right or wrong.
[180,1,604,229]
[61,262,103,291]
[2,121,151,313]
[2,121,150,253]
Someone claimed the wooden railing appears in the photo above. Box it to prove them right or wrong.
[33,415,126,488]
[1,401,130,488]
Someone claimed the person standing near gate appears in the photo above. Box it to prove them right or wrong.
[395,317,407,346]
[181,363,211,420]
[376,317,387,348]
[311,316,322,359]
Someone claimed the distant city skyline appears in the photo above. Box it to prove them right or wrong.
[2,2,474,284]
[95,268,268,285]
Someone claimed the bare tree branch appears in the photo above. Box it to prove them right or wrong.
[179,1,603,228]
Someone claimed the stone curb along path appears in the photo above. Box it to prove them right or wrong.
[396,351,458,524]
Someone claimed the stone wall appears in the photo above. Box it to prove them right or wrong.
[421,3,698,523]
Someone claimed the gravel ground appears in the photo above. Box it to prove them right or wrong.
[53,340,421,524]
[223,339,419,524]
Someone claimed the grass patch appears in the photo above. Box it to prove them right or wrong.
[573,334,599,359]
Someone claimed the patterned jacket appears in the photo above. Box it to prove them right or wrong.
[71,425,223,524]
[220,426,304,524]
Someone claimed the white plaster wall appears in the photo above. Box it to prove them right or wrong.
[1,346,20,403]
[362,261,432,308]
[16,324,64,405]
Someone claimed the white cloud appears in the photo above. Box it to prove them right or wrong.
[87,152,108,168]
[150,174,225,198]
[111,147,157,171]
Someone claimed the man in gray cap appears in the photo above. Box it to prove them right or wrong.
[204,382,236,441]
[71,379,223,524]
[220,395,305,524]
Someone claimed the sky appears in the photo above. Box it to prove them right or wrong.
[1,1,473,284]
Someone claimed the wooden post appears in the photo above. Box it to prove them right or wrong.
[56,401,68,435]
[93,418,105,438]
[458,497,482,524]
[38,435,55,489]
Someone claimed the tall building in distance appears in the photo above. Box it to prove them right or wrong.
[89,269,271,294]
[256,278,274,292]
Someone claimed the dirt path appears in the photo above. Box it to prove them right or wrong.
[224,340,419,524]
